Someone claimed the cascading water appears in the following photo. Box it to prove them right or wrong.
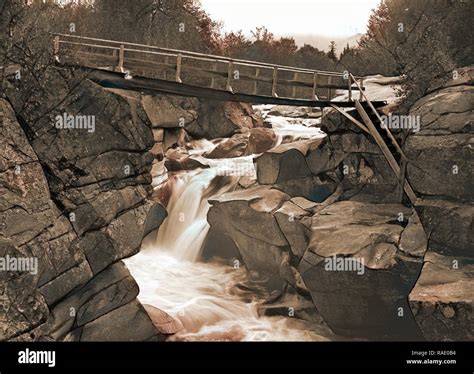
[125,156,328,341]
[125,109,331,341]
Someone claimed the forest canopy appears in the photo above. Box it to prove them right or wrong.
[1,0,473,109]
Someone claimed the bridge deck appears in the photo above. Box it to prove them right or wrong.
[53,34,385,108]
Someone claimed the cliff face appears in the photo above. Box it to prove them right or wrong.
[405,67,473,341]
[1,70,167,341]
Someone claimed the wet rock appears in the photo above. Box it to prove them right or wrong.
[256,139,322,184]
[207,186,292,292]
[206,134,249,159]
[143,304,184,335]
[246,127,277,155]
[77,300,162,341]
[206,128,276,159]
[409,251,473,341]
[186,100,262,139]
[299,201,427,339]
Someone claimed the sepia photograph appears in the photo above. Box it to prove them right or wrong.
[0,0,473,370]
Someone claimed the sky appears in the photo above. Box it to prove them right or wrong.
[200,0,381,38]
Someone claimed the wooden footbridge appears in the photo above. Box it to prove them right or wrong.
[51,34,417,206]
[52,34,382,108]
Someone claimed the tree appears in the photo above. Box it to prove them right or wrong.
[327,41,337,62]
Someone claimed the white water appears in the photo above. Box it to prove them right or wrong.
[125,157,327,341]
[125,110,333,341]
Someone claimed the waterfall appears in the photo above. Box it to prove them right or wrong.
[124,124,331,341]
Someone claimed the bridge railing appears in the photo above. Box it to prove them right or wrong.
[52,33,364,102]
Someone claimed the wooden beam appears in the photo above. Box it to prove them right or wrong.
[226,60,233,92]
[328,76,332,100]
[87,70,384,108]
[272,67,278,97]
[292,72,298,98]
[211,61,217,88]
[254,67,260,95]
[355,100,417,205]
[313,72,319,100]
[348,74,352,101]
[397,156,408,203]
[53,35,60,56]
[330,104,370,135]
[116,45,124,72]
[350,73,407,160]
[176,53,182,83]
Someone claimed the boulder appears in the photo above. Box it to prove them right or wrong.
[409,251,473,341]
[142,95,197,128]
[415,199,473,257]
[186,100,263,139]
[405,84,473,202]
[206,186,292,292]
[206,134,249,159]
[299,201,427,339]
[246,127,277,155]
[256,139,322,184]
[143,304,184,335]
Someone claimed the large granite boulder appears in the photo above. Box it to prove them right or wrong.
[406,83,473,202]
[186,101,263,139]
[409,251,473,341]
[299,201,428,339]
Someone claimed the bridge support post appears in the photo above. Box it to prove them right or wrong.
[226,61,234,92]
[253,68,260,95]
[348,74,352,101]
[115,44,125,72]
[328,75,332,100]
[292,72,298,98]
[312,73,319,100]
[211,61,217,89]
[176,54,182,83]
[53,35,60,56]
[272,67,278,97]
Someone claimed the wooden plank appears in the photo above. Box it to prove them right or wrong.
[87,69,384,109]
[397,156,407,203]
[355,100,417,205]
[330,104,370,135]
[350,73,407,160]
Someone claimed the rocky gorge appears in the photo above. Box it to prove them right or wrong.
[1,63,472,342]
